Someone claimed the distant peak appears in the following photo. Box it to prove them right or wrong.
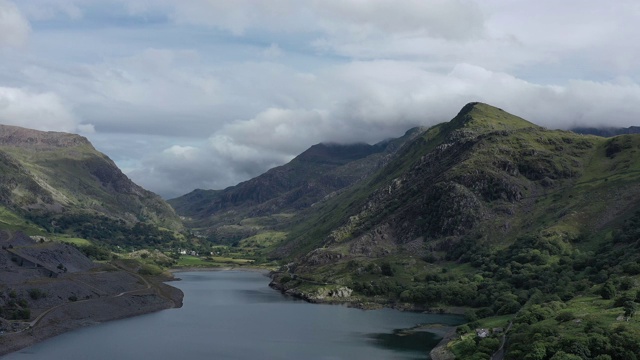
[456,101,483,116]
[449,102,538,132]
[0,124,91,149]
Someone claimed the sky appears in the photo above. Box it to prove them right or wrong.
[1,1,639,199]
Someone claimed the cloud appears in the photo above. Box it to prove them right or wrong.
[262,43,283,59]
[21,0,83,21]
[127,136,291,199]
[19,48,223,136]
[0,0,30,47]
[126,0,485,41]
[0,86,88,132]
[312,0,485,41]
[3,1,640,198]
[120,59,640,198]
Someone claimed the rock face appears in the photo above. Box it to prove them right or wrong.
[268,102,640,306]
[169,127,426,240]
[0,123,182,231]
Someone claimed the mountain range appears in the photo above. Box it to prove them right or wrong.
[172,102,640,360]
[1,102,639,359]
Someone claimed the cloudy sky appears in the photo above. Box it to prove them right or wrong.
[1,1,639,198]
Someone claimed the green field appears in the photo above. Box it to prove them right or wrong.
[175,255,254,268]
[55,236,93,246]
[0,206,46,235]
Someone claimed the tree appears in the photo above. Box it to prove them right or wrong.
[623,301,637,320]
[600,282,616,300]
[381,262,394,276]
[550,351,582,360]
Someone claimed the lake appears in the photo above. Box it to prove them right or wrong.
[3,271,464,359]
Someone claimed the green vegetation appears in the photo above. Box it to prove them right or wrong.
[0,289,31,320]
[254,104,640,359]
[55,236,92,246]
[4,104,640,358]
[174,254,253,268]
[0,206,46,235]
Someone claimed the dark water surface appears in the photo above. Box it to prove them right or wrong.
[4,271,464,359]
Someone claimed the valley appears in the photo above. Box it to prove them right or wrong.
[1,103,640,359]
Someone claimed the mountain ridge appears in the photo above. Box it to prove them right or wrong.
[0,123,183,239]
[168,126,428,242]
[254,103,640,359]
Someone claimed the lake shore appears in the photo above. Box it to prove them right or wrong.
[170,265,271,274]
[0,275,183,357]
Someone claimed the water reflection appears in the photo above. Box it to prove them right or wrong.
[368,330,442,359]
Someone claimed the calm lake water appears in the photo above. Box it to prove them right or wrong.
[3,271,464,360]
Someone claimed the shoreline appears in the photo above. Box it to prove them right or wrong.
[429,328,458,360]
[170,265,271,274]
[1,266,462,358]
[0,276,183,357]
[171,267,464,359]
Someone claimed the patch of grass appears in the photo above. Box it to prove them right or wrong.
[55,236,92,246]
[174,255,254,268]
[138,263,164,276]
[477,314,513,329]
[175,255,211,267]
[239,231,287,249]
[210,256,254,264]
[0,206,46,235]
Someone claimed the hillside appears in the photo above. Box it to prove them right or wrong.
[0,124,182,245]
[0,230,183,356]
[169,127,426,243]
[265,103,640,359]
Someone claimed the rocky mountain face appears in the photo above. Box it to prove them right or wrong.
[168,127,426,239]
[0,124,182,233]
[265,103,640,359]
[276,103,592,257]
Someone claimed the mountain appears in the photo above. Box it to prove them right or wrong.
[263,103,640,359]
[571,125,640,137]
[168,127,426,242]
[0,124,182,240]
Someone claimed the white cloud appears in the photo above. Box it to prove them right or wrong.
[312,0,485,40]
[0,87,79,132]
[3,1,640,198]
[77,123,95,134]
[0,0,30,47]
[262,43,283,59]
[21,0,83,21]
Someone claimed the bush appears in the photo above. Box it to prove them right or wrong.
[381,262,395,276]
[456,324,471,335]
[600,282,616,299]
[28,289,47,300]
[555,311,575,322]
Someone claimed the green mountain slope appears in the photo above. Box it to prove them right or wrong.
[267,103,640,360]
[0,124,182,241]
[168,127,426,243]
